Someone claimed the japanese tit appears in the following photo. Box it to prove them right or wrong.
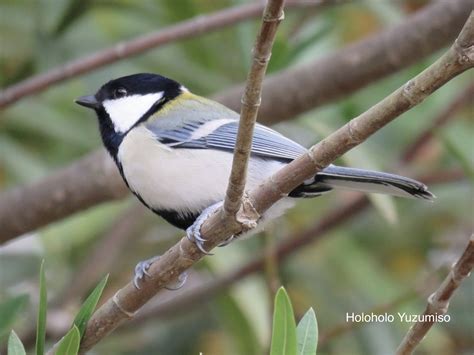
[76,73,434,286]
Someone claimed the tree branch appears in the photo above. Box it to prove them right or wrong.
[0,151,128,243]
[395,234,474,355]
[1,0,471,243]
[71,13,473,353]
[0,0,325,109]
[224,0,285,217]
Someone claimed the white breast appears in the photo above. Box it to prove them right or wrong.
[117,126,294,221]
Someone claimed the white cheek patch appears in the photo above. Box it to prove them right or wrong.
[103,92,164,133]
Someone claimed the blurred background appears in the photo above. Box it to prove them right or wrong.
[0,0,472,354]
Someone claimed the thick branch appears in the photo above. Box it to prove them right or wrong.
[1,0,471,243]
[395,235,474,355]
[0,151,128,243]
[0,0,323,109]
[75,14,473,353]
[224,0,285,217]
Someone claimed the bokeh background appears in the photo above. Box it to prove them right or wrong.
[0,0,472,354]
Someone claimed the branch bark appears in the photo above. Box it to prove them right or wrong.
[0,0,471,243]
[395,235,474,355]
[0,0,324,109]
[0,151,128,243]
[224,0,285,217]
[71,13,473,353]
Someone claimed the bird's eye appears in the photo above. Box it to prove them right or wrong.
[114,87,127,99]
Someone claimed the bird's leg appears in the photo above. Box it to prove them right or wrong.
[186,201,232,254]
[133,255,188,290]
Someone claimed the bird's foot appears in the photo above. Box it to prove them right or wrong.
[186,201,226,255]
[133,255,188,290]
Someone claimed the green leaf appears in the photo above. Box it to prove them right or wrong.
[36,260,47,355]
[8,330,26,355]
[0,295,29,338]
[73,274,109,338]
[270,287,297,355]
[297,308,318,355]
[55,325,80,355]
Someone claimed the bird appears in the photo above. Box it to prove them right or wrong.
[76,73,434,288]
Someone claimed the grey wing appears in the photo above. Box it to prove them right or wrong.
[146,119,307,161]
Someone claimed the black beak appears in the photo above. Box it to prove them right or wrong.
[75,95,100,109]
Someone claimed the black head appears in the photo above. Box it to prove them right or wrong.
[76,73,184,157]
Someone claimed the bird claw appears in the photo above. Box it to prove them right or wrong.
[218,235,235,247]
[186,201,224,255]
[165,272,188,290]
[133,255,188,290]
[134,256,160,289]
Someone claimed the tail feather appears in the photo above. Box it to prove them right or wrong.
[289,165,435,200]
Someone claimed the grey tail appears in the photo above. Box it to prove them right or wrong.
[289,165,435,201]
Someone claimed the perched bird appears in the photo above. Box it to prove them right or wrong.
[76,73,434,287]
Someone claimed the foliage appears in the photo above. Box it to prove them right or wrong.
[55,326,80,355]
[4,262,108,354]
[35,260,46,355]
[270,287,318,355]
[271,287,297,355]
[72,274,109,338]
[8,331,26,355]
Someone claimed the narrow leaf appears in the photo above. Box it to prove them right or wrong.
[35,260,47,355]
[270,287,297,355]
[56,325,80,355]
[73,274,109,338]
[8,330,26,355]
[297,308,318,355]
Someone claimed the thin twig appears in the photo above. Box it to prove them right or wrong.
[68,15,472,353]
[1,0,471,243]
[395,235,474,355]
[223,0,285,217]
[0,0,326,109]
